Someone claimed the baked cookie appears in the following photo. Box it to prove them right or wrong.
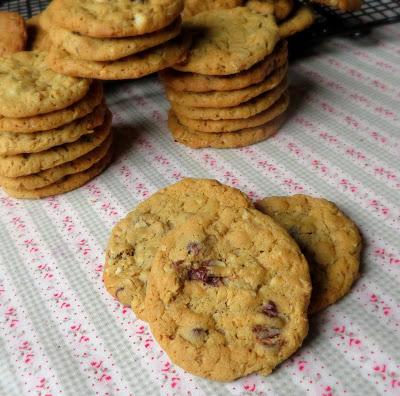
[144,207,311,381]
[0,81,103,133]
[0,12,27,56]
[0,134,112,191]
[26,14,51,51]
[47,0,184,37]
[42,11,182,62]
[172,78,287,120]
[278,5,315,38]
[169,110,287,148]
[0,104,105,155]
[47,36,191,80]
[0,111,111,178]
[3,147,113,199]
[166,63,287,108]
[255,195,362,313]
[183,0,244,18]
[310,0,362,11]
[246,0,294,20]
[176,91,289,132]
[173,8,279,75]
[104,178,252,318]
[0,51,91,118]
[159,40,288,93]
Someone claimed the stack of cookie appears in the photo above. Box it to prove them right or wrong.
[38,0,190,80]
[103,178,362,381]
[0,51,112,199]
[160,7,290,149]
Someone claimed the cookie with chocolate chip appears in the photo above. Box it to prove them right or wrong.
[103,178,252,319]
[145,207,311,381]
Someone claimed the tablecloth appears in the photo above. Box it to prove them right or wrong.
[1,22,399,396]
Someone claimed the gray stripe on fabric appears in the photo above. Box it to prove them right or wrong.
[0,337,24,396]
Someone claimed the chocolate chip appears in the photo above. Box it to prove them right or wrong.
[188,266,223,287]
[252,325,281,346]
[192,328,208,336]
[262,301,279,317]
[187,242,202,255]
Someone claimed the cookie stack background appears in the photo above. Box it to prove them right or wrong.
[103,178,362,381]
[0,51,113,199]
[160,7,290,148]
[37,0,191,80]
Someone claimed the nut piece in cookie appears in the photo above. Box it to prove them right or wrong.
[0,12,27,56]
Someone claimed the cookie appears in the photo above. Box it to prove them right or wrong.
[47,0,184,38]
[169,110,287,148]
[0,12,27,56]
[47,35,191,80]
[172,78,287,120]
[183,0,244,19]
[144,207,311,381]
[166,63,287,108]
[246,0,294,20]
[278,5,315,39]
[0,104,106,155]
[26,14,51,52]
[0,110,111,178]
[3,147,113,199]
[0,134,112,191]
[0,81,103,133]
[176,91,289,132]
[0,51,91,118]
[159,40,287,93]
[310,0,362,11]
[104,178,252,318]
[256,195,362,313]
[173,8,279,75]
[42,10,182,62]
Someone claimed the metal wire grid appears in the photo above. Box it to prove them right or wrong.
[0,0,399,37]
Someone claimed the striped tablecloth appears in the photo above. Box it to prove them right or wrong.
[1,23,399,396]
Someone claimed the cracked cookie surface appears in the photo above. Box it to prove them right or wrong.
[145,207,311,381]
[256,194,362,313]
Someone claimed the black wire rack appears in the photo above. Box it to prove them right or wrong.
[1,0,399,37]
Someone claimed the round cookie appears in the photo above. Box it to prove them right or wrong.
[0,81,103,133]
[47,0,184,38]
[183,0,244,19]
[0,51,91,118]
[173,7,279,75]
[176,91,289,132]
[166,63,288,108]
[42,11,182,62]
[0,134,112,191]
[278,5,315,38]
[0,104,106,155]
[172,79,287,120]
[0,111,112,178]
[0,12,27,56]
[104,178,252,318]
[144,207,311,381]
[3,147,113,199]
[47,36,191,80]
[255,195,362,313]
[169,110,287,148]
[159,40,288,93]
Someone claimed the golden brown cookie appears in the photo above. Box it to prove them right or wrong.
[47,35,191,80]
[3,146,113,199]
[256,195,362,313]
[173,8,279,75]
[278,5,315,38]
[169,110,287,148]
[144,207,311,381]
[46,0,184,38]
[172,78,287,120]
[176,91,289,132]
[0,81,103,133]
[183,0,244,18]
[159,40,287,92]
[246,0,294,20]
[0,134,112,191]
[166,63,287,108]
[0,12,27,56]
